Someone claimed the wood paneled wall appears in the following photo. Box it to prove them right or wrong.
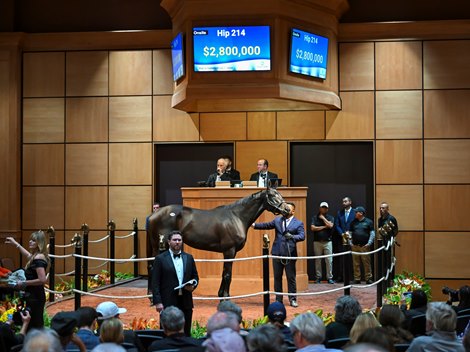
[18,33,470,288]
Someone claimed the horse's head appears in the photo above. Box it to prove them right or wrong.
[264,188,290,216]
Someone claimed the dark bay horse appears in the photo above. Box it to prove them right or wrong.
[147,188,290,297]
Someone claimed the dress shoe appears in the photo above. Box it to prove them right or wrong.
[328,279,336,284]
[290,300,298,307]
[353,280,361,284]
[315,279,321,284]
[366,279,374,284]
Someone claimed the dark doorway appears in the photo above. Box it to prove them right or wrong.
[155,143,234,206]
[290,142,374,280]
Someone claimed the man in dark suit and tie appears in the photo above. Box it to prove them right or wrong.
[334,197,356,282]
[206,158,232,187]
[253,202,305,307]
[249,158,278,187]
[152,231,199,336]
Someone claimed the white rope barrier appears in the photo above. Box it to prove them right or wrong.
[73,254,151,262]
[115,231,136,239]
[195,255,267,263]
[45,287,73,294]
[55,270,75,277]
[48,243,74,249]
[194,291,269,300]
[88,234,110,243]
[73,289,152,299]
[49,253,74,259]
[89,261,109,270]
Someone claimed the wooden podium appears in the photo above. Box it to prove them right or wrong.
[181,187,308,296]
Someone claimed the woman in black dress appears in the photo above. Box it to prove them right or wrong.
[6,231,49,329]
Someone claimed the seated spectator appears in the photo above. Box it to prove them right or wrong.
[91,342,126,352]
[344,343,388,352]
[203,311,246,352]
[66,306,100,351]
[22,328,63,352]
[0,309,30,350]
[290,312,342,351]
[51,311,86,352]
[402,289,428,329]
[246,324,286,352]
[378,304,413,344]
[408,301,465,352]
[96,301,144,352]
[148,306,203,352]
[100,318,124,345]
[454,285,470,315]
[356,327,394,352]
[217,300,243,326]
[326,295,362,341]
[266,301,293,343]
[349,312,380,344]
[463,328,470,352]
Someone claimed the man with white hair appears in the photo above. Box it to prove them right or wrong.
[408,301,465,351]
[290,312,342,351]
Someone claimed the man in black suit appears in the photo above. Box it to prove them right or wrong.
[148,306,203,352]
[249,158,278,187]
[334,196,356,282]
[152,231,199,336]
[206,158,232,187]
[222,155,241,181]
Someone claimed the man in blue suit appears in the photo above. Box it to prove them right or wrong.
[253,202,305,307]
[334,197,356,282]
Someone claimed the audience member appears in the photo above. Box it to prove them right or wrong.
[148,306,203,352]
[408,301,465,352]
[23,328,63,352]
[463,328,470,352]
[326,295,362,341]
[203,311,246,352]
[249,159,278,188]
[311,201,335,284]
[0,309,30,350]
[378,304,413,344]
[66,306,100,351]
[349,206,375,284]
[401,289,428,329]
[99,318,124,344]
[217,300,243,325]
[266,301,293,343]
[51,311,86,352]
[246,324,287,352]
[290,312,342,351]
[349,312,380,344]
[343,342,388,352]
[454,285,470,315]
[356,327,394,352]
[96,301,144,351]
[91,343,126,352]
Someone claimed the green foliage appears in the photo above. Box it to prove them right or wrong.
[191,320,207,339]
[383,271,432,307]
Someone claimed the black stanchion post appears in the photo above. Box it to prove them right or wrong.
[262,234,270,316]
[342,233,351,296]
[81,224,89,292]
[133,218,139,277]
[384,238,391,292]
[376,237,384,308]
[72,232,82,310]
[47,226,55,303]
[109,220,116,285]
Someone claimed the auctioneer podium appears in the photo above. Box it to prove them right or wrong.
[181,187,308,296]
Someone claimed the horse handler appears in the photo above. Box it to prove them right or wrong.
[253,202,305,307]
[151,231,199,336]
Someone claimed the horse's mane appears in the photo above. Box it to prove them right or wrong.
[218,190,264,210]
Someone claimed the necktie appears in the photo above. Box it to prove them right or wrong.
[173,253,181,259]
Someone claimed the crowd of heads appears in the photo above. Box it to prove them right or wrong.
[7,286,470,352]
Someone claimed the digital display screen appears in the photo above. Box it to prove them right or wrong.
[171,32,185,81]
[289,28,329,79]
[193,25,271,72]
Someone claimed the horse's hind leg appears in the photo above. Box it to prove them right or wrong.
[218,249,235,298]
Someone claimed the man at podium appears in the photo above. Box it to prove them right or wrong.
[250,159,278,187]
[206,158,233,187]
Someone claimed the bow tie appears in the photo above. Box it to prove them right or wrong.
[173,253,181,259]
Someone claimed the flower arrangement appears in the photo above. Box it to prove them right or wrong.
[383,271,431,307]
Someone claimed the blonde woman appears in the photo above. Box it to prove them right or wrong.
[349,312,380,344]
[99,318,125,345]
[6,231,49,329]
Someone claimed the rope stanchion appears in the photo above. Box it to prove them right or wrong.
[72,233,82,310]
[109,221,116,285]
[82,224,89,293]
[133,218,139,277]
[47,226,56,303]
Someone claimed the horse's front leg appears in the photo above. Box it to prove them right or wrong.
[218,250,235,297]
